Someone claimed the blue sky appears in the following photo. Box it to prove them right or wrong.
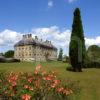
[0,0,100,55]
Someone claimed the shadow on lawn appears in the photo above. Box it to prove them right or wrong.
[66,66,76,72]
[66,66,83,72]
[66,65,100,73]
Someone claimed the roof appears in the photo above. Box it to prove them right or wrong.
[14,38,57,50]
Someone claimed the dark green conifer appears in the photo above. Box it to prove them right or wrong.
[69,8,86,72]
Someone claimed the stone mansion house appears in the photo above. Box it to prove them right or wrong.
[14,34,57,61]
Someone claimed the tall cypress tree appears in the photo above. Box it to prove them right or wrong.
[58,48,63,61]
[69,8,86,72]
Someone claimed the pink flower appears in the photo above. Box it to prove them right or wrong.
[12,81,17,86]
[62,89,73,95]
[43,76,52,81]
[34,70,38,74]
[28,78,33,83]
[4,91,8,94]
[51,80,60,88]
[42,71,47,75]
[53,80,60,85]
[57,87,64,93]
[24,85,29,89]
[8,73,18,86]
[8,78,17,86]
[29,86,33,91]
[51,84,56,88]
[21,94,31,100]
[35,65,42,70]
[63,89,70,95]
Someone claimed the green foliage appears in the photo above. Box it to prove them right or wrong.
[87,45,100,61]
[4,50,14,58]
[84,45,100,68]
[0,53,4,56]
[69,8,86,72]
[58,48,63,61]
[62,55,70,63]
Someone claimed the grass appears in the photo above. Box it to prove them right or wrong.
[0,61,100,100]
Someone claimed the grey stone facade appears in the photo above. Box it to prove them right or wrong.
[14,34,57,61]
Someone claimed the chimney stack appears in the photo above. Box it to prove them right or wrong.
[23,34,32,39]
[49,41,51,44]
[41,39,42,42]
[28,34,32,38]
[23,35,27,39]
[35,36,38,40]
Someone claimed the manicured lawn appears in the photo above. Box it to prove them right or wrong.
[0,61,100,100]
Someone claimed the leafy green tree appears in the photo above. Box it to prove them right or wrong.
[4,50,14,58]
[58,48,63,61]
[0,53,4,56]
[69,8,86,72]
[87,45,100,62]
[62,55,70,63]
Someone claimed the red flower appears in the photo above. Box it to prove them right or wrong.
[63,89,73,95]
[53,80,60,84]
[51,80,60,88]
[51,83,56,88]
[29,86,33,91]
[28,78,33,83]
[35,65,42,70]
[24,85,29,89]
[12,81,17,87]
[8,73,18,86]
[42,71,47,75]
[21,94,31,100]
[43,76,52,81]
[34,70,38,74]
[34,65,42,74]
[57,87,64,93]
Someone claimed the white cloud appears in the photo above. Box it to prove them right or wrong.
[85,36,100,47]
[48,0,53,8]
[68,0,78,3]
[32,26,71,48]
[0,27,71,54]
[0,29,22,46]
[0,27,100,55]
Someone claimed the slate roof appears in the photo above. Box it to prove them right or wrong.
[14,38,57,50]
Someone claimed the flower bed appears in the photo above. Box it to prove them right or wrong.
[0,65,80,100]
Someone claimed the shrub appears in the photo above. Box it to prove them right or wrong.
[63,56,70,63]
[83,48,100,68]
[84,60,100,68]
[6,58,20,63]
[83,45,100,68]
[4,50,14,58]
[0,65,80,100]
[0,58,20,63]
[0,58,6,63]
